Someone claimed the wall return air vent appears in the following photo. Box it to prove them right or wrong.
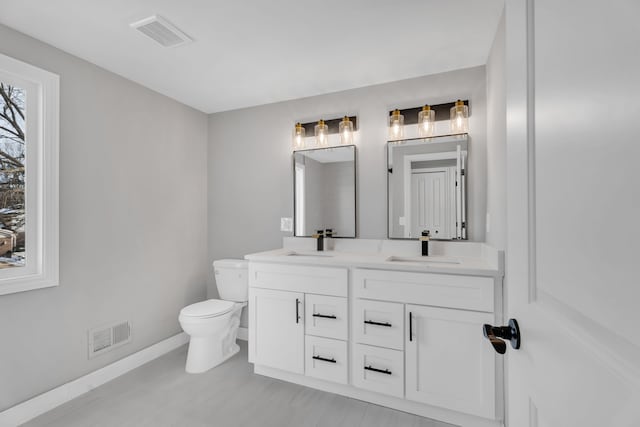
[88,321,132,358]
[130,15,193,48]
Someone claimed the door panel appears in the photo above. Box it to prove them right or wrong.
[506,1,640,426]
[251,288,304,374]
[411,171,449,239]
[406,305,496,419]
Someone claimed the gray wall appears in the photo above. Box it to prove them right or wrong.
[322,161,356,237]
[0,24,209,410]
[485,12,507,250]
[207,66,487,296]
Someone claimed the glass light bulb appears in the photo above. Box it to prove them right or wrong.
[450,100,469,134]
[389,110,404,139]
[315,120,329,147]
[418,105,435,137]
[339,116,354,145]
[292,122,306,150]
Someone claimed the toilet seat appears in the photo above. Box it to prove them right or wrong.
[180,299,235,319]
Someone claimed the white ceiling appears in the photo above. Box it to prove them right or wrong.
[0,0,504,114]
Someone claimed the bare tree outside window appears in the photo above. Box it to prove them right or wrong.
[0,82,25,268]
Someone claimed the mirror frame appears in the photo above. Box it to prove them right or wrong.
[292,145,357,238]
[386,135,468,240]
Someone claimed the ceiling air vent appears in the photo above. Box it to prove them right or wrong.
[88,321,132,358]
[130,15,193,48]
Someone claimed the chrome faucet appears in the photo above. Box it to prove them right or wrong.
[420,230,430,256]
[312,230,325,251]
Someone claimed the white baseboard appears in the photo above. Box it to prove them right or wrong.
[0,332,189,427]
[237,326,248,341]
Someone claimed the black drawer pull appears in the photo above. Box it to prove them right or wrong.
[364,365,392,375]
[312,355,337,363]
[295,298,300,324]
[312,313,337,319]
[364,320,392,327]
[409,312,413,342]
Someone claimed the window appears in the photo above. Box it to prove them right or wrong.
[0,53,59,295]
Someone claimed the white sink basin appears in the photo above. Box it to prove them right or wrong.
[286,251,335,258]
[385,255,461,264]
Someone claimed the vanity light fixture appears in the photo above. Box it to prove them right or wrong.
[417,105,435,137]
[389,109,404,139]
[315,119,329,147]
[339,116,354,145]
[292,122,306,150]
[450,99,469,134]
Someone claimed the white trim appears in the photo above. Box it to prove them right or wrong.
[237,326,248,341]
[294,163,305,236]
[0,52,59,295]
[0,333,188,427]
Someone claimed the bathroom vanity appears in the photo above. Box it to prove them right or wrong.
[246,238,504,427]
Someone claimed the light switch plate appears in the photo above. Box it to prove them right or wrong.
[281,217,293,232]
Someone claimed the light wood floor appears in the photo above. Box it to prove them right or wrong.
[25,341,454,427]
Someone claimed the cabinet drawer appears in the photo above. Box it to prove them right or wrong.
[352,344,404,398]
[354,299,404,350]
[249,262,347,297]
[305,295,348,341]
[353,268,495,312]
[305,336,348,385]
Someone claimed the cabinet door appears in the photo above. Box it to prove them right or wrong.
[250,288,304,374]
[406,305,496,419]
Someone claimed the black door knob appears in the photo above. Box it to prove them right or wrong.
[482,319,521,354]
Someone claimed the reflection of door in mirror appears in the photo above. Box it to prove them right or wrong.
[410,167,455,239]
[387,135,467,240]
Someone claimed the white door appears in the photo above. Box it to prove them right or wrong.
[411,171,448,238]
[505,1,640,426]
[406,305,496,419]
[251,288,304,374]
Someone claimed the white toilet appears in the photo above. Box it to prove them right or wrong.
[179,259,248,373]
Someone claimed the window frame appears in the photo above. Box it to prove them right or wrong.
[0,52,59,295]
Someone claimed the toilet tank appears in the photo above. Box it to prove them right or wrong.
[213,259,249,302]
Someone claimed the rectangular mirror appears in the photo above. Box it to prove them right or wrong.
[387,135,468,240]
[294,145,356,237]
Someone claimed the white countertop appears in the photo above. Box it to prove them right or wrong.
[245,238,504,278]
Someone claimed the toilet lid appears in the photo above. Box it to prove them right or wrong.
[180,299,235,318]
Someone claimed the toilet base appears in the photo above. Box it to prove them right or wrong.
[184,305,243,374]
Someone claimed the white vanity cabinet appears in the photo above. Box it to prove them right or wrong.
[246,246,504,427]
[248,262,349,381]
[352,268,499,420]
